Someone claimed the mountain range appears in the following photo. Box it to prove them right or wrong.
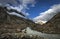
[0,6,60,39]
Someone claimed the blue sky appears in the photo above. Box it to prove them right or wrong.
[26,0,60,18]
[0,0,60,19]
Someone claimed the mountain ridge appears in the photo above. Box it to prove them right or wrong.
[31,13,60,34]
[0,6,39,34]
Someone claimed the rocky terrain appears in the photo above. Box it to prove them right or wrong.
[0,6,60,39]
[31,13,60,34]
[0,6,36,33]
[0,6,42,39]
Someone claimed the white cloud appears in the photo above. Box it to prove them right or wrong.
[0,0,36,17]
[33,4,60,24]
[8,12,24,18]
[0,0,19,6]
[24,12,30,16]
[21,0,36,7]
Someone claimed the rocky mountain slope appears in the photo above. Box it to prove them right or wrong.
[0,6,42,39]
[0,6,38,33]
[31,13,60,34]
[42,13,60,34]
[0,6,60,39]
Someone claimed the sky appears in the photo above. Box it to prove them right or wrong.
[0,0,60,23]
[26,0,60,18]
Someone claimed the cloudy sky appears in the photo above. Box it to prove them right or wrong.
[0,0,60,22]
[25,0,60,18]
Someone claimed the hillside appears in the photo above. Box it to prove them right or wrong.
[31,13,60,34]
[42,13,60,34]
[0,6,38,33]
[0,6,60,39]
[0,6,42,39]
